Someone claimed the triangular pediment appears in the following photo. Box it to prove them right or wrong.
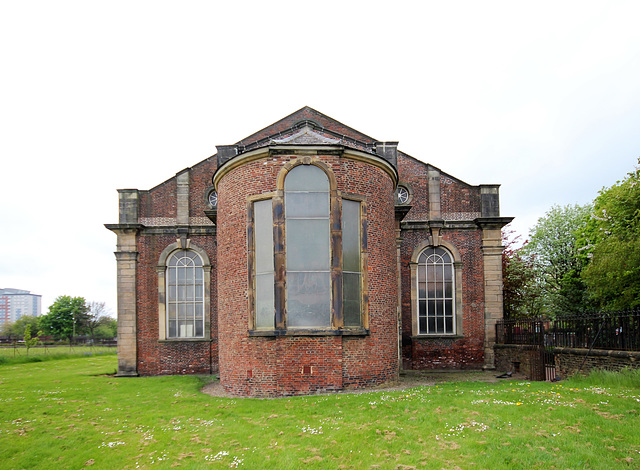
[235,106,377,148]
[213,107,399,169]
[270,125,341,145]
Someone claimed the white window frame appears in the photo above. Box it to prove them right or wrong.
[166,250,205,338]
[157,242,211,341]
[410,241,463,337]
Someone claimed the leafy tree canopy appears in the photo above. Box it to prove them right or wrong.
[85,301,116,340]
[524,204,592,288]
[94,318,117,340]
[502,228,543,319]
[39,296,89,341]
[581,158,640,309]
[1,315,40,340]
[504,159,639,316]
[522,203,592,316]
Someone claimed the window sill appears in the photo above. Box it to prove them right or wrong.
[412,334,464,340]
[249,328,370,337]
[158,338,212,343]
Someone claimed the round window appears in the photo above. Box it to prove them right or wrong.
[208,191,218,208]
[396,186,410,205]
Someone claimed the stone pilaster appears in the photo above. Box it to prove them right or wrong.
[114,237,139,376]
[477,217,513,369]
[176,169,190,226]
[106,189,141,377]
[427,168,441,220]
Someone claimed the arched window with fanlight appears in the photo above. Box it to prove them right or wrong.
[249,160,367,333]
[417,246,455,335]
[166,250,205,338]
[284,164,331,328]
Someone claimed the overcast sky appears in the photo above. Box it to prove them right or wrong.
[1,1,639,315]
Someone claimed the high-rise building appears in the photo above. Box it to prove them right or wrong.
[0,289,42,325]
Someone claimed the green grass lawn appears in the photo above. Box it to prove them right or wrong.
[0,345,116,366]
[1,357,639,469]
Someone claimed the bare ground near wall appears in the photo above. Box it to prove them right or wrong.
[201,369,526,398]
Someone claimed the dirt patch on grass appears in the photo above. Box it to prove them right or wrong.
[201,370,521,398]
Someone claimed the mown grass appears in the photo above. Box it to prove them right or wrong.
[0,346,116,366]
[1,357,639,469]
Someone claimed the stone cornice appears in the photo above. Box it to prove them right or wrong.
[104,223,144,234]
[401,217,514,232]
[105,223,216,236]
[474,217,514,229]
[212,145,398,189]
[394,205,412,222]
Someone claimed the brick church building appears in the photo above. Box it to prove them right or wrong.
[106,107,512,397]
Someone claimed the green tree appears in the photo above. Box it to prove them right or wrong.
[94,318,117,340]
[581,159,640,309]
[85,301,107,341]
[39,296,89,342]
[23,324,42,356]
[0,320,16,341]
[502,228,543,318]
[523,203,592,316]
[1,315,40,341]
[84,301,116,341]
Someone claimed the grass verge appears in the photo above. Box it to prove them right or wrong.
[1,357,639,469]
[0,346,116,366]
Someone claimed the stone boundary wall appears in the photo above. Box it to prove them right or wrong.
[494,344,542,378]
[495,344,640,380]
[554,347,640,377]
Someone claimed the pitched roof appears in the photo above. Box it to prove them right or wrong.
[235,106,378,148]
[213,106,399,178]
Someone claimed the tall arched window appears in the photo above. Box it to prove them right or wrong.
[166,250,205,338]
[417,247,455,334]
[284,165,331,327]
[250,160,366,333]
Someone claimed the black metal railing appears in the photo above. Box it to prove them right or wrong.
[496,309,640,352]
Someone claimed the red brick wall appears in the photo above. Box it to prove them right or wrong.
[441,174,481,217]
[216,151,398,397]
[136,233,218,375]
[130,142,490,384]
[138,156,218,221]
[397,153,430,221]
[132,154,219,376]
[400,229,485,369]
[139,180,177,219]
[189,157,217,217]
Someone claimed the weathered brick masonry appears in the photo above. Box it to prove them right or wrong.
[106,107,512,396]
[216,152,398,396]
[400,230,485,369]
